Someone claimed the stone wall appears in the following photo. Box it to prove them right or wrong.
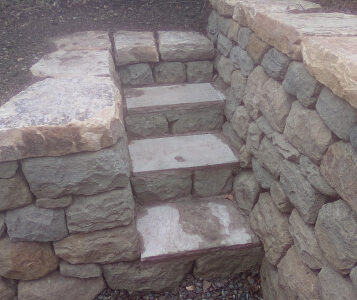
[208,0,357,299]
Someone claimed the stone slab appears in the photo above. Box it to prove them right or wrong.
[0,77,123,162]
[137,197,260,261]
[53,31,111,51]
[113,31,159,66]
[129,133,239,174]
[125,83,225,113]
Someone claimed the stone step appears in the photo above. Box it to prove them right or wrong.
[129,133,239,202]
[136,196,261,261]
[124,83,225,138]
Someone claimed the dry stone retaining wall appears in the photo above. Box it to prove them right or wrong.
[209,0,357,299]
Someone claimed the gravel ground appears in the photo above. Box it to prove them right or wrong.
[96,271,262,300]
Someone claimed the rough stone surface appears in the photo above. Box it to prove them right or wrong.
[5,204,68,242]
[54,224,140,264]
[0,277,16,300]
[153,62,186,84]
[0,172,32,212]
[280,160,326,224]
[247,33,269,64]
[217,34,233,57]
[270,181,293,214]
[53,31,111,51]
[284,101,333,162]
[350,125,357,152]
[257,137,282,179]
[186,61,213,83]
[238,145,252,169]
[249,193,292,265]
[0,214,4,238]
[320,142,357,213]
[0,161,18,179]
[222,122,244,151]
[237,27,252,50]
[193,167,232,197]
[113,31,158,65]
[103,259,193,292]
[256,115,274,137]
[277,246,320,300]
[260,78,291,133]
[233,171,260,214]
[126,113,169,139]
[0,77,123,162]
[158,31,215,62]
[317,87,357,141]
[246,122,263,157]
[318,266,357,300]
[66,187,134,233]
[22,138,130,199]
[18,271,105,300]
[36,195,73,209]
[0,237,58,280]
[350,266,357,289]
[289,209,325,270]
[227,21,240,42]
[231,105,251,140]
[231,70,247,101]
[216,55,234,84]
[217,15,232,36]
[251,158,274,189]
[194,246,263,279]
[230,46,255,76]
[210,0,238,17]
[270,132,300,162]
[207,11,219,43]
[282,62,318,107]
[315,200,357,274]
[261,48,290,80]
[119,63,154,86]
[60,262,102,279]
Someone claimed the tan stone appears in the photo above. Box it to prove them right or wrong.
[54,224,140,264]
[227,21,240,42]
[53,31,111,51]
[0,237,58,280]
[60,262,102,279]
[320,142,357,214]
[210,0,239,17]
[302,36,357,109]
[247,33,269,64]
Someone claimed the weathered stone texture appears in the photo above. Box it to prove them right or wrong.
[0,277,16,300]
[231,70,247,101]
[256,116,274,137]
[126,113,169,139]
[60,262,102,279]
[233,171,260,214]
[217,34,233,57]
[315,200,357,274]
[217,15,232,35]
[227,21,240,42]
[53,31,111,51]
[210,0,238,17]
[186,61,213,83]
[350,125,357,152]
[237,27,252,50]
[222,122,244,151]
[119,63,154,86]
[193,168,232,197]
[238,145,252,169]
[247,33,269,64]
[216,55,234,84]
[270,132,300,162]
[0,214,4,238]
[0,161,18,179]
[36,195,73,209]
[207,11,219,43]
[261,48,290,80]
[270,181,293,214]
[256,137,282,178]
[153,62,186,84]
[251,158,274,189]
[231,105,251,140]
[230,46,254,76]
[250,193,292,265]
[246,122,263,157]
[350,266,357,289]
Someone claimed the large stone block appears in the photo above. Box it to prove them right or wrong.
[270,181,293,214]
[0,161,18,179]
[249,193,292,265]
[230,46,254,76]
[153,62,186,84]
[251,158,274,189]
[315,200,357,274]
[233,171,260,214]
[125,113,169,139]
[18,271,105,300]
[54,224,140,264]
[66,187,134,233]
[216,55,234,84]
[22,138,130,199]
[119,63,154,86]
[193,167,232,197]
[5,204,68,242]
[0,237,58,280]
[280,160,327,224]
[217,33,233,57]
[60,262,102,279]
[284,101,333,162]
[261,48,290,80]
[247,33,269,64]
[320,142,357,214]
[186,61,213,83]
[0,277,16,300]
[158,31,215,62]
[231,105,251,140]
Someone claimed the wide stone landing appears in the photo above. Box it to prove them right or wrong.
[0,77,123,161]
[137,197,260,261]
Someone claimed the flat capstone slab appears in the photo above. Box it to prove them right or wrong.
[53,31,111,51]
[125,83,225,113]
[129,133,239,174]
[137,197,260,261]
[0,77,122,162]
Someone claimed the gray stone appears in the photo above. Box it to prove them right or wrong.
[246,122,263,157]
[0,172,32,212]
[350,125,357,152]
[317,87,357,141]
[230,46,255,76]
[225,88,239,120]
[257,137,283,179]
[18,271,105,300]
[217,15,232,35]
[22,138,130,199]
[284,101,333,162]
[252,158,274,189]
[289,209,326,270]
[318,266,357,300]
[103,259,193,292]
[131,171,192,203]
[66,187,134,233]
[260,78,292,133]
[270,181,293,214]
[237,27,252,50]
[119,63,154,86]
[315,200,357,274]
[36,195,73,209]
[158,31,215,62]
[0,214,4,238]
[256,116,274,137]
[222,122,244,151]
[261,48,290,80]
[210,0,237,17]
[217,34,233,57]
[207,11,219,43]
[193,168,232,197]
[5,204,68,242]
[0,277,16,300]
[250,193,292,265]
[216,55,234,84]
[194,246,264,279]
[270,132,300,162]
[227,21,240,42]
[60,262,102,279]
[125,113,169,139]
[247,33,270,64]
[238,145,252,169]
[350,267,357,290]
[231,70,247,101]
[282,62,318,107]
[231,105,251,140]
[186,61,213,83]
[299,155,337,197]
[280,160,327,224]
[0,161,18,179]
[233,171,260,214]
[153,62,186,84]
